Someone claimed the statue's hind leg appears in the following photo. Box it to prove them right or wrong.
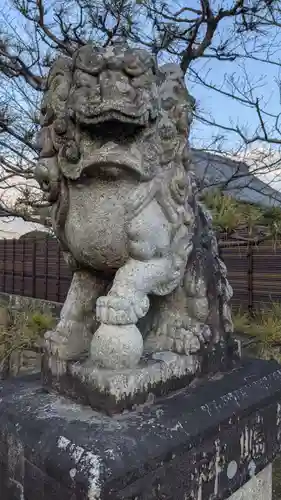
[45,269,107,360]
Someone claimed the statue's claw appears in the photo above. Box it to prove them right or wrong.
[144,314,211,355]
[96,294,149,325]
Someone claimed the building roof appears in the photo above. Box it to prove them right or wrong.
[192,149,281,208]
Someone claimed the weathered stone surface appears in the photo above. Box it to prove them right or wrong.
[35,42,237,399]
[0,307,12,328]
[0,359,281,499]
[90,323,144,369]
[42,340,238,413]
[44,270,106,361]
[0,293,60,379]
[0,291,62,319]
[228,464,272,500]
[42,350,198,413]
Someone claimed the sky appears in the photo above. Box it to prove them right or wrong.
[2,0,281,191]
[189,53,280,148]
[188,54,281,190]
[3,0,280,151]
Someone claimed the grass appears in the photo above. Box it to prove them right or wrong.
[202,189,281,244]
[0,307,56,375]
[233,304,281,499]
[233,302,281,361]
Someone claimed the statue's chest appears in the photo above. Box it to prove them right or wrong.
[63,179,135,271]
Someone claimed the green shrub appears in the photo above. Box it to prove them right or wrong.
[0,307,56,368]
[232,308,252,334]
[25,311,56,336]
[203,190,242,232]
[203,189,281,244]
[233,303,281,361]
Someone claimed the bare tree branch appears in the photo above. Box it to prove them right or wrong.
[0,0,279,224]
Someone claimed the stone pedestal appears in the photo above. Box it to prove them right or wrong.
[42,341,239,414]
[0,358,281,499]
[228,464,272,500]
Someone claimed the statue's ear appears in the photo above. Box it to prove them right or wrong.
[157,63,196,134]
[46,56,72,89]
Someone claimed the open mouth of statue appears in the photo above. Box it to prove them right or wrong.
[90,109,149,125]
[81,148,148,179]
[78,106,151,138]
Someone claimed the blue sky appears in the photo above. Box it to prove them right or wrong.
[189,53,280,150]
[2,1,281,159]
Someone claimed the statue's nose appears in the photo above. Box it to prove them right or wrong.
[99,70,136,104]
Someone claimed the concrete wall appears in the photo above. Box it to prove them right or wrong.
[0,291,62,318]
[0,292,61,378]
[0,217,48,239]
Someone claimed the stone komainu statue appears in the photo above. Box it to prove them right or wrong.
[35,43,234,371]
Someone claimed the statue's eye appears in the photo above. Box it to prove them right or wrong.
[74,70,97,89]
[151,59,157,75]
[75,47,104,75]
[41,94,49,116]
[40,106,54,127]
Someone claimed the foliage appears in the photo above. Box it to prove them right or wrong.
[0,0,279,222]
[239,203,263,236]
[261,207,281,242]
[203,191,241,233]
[232,308,251,334]
[233,303,281,362]
[0,307,55,366]
[203,189,281,242]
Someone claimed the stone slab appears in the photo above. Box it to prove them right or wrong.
[1,358,281,499]
[228,464,272,500]
[0,291,62,318]
[42,351,199,414]
[42,340,239,414]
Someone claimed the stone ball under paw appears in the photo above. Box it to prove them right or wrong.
[90,323,144,369]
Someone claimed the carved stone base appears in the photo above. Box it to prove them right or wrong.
[227,464,272,500]
[42,338,240,414]
[0,359,281,499]
[42,351,198,414]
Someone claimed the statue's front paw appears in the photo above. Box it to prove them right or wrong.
[96,294,149,325]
